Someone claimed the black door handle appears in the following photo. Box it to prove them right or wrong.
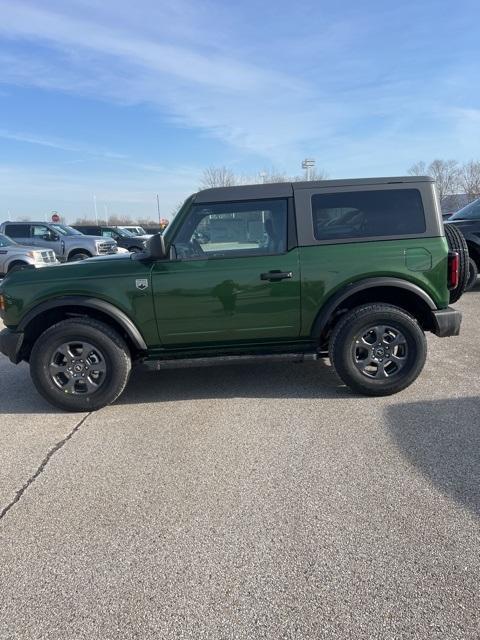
[260,270,293,281]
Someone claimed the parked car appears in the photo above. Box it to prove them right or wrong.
[0,176,467,411]
[118,225,149,236]
[73,225,149,253]
[0,233,57,276]
[0,222,117,262]
[445,197,480,289]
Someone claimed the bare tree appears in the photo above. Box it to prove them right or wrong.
[107,214,134,225]
[408,159,460,201]
[74,217,106,225]
[200,164,328,189]
[293,167,329,182]
[460,160,480,201]
[257,166,328,183]
[137,217,156,226]
[200,166,237,189]
[253,169,288,183]
[408,161,427,176]
[429,160,460,201]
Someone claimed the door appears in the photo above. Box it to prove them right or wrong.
[152,198,301,347]
[30,224,63,255]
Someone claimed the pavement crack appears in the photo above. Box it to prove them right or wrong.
[0,412,91,522]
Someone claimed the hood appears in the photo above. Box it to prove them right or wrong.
[2,243,40,253]
[1,250,139,286]
[73,252,135,264]
[65,234,117,242]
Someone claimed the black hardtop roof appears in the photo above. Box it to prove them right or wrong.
[194,176,434,203]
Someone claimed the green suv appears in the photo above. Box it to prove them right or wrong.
[0,177,464,411]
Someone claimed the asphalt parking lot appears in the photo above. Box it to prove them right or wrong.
[0,285,479,639]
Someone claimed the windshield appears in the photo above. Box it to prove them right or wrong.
[50,224,83,236]
[0,233,16,247]
[163,195,194,244]
[114,228,135,237]
[450,198,480,221]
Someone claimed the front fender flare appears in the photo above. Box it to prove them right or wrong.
[18,295,147,350]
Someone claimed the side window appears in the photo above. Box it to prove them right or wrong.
[312,189,426,241]
[101,229,114,237]
[174,199,288,259]
[32,225,50,237]
[4,224,30,238]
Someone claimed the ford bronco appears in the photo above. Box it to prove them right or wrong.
[0,177,466,411]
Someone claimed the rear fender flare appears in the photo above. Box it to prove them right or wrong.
[311,277,436,339]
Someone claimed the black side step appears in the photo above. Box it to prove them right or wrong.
[142,352,319,371]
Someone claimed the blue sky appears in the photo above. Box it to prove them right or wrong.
[0,0,479,221]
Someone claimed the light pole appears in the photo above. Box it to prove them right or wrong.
[93,194,98,225]
[302,158,316,181]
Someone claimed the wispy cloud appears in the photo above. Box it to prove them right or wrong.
[0,128,126,159]
[0,0,324,160]
[0,0,479,173]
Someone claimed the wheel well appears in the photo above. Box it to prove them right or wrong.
[8,260,28,271]
[67,248,92,259]
[317,286,435,344]
[20,305,138,361]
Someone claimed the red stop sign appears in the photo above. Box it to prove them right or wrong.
[51,213,60,223]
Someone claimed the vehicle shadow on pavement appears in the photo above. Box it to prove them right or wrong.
[0,362,60,415]
[118,359,350,405]
[387,396,480,517]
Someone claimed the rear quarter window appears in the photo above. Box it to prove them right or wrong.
[312,189,426,241]
[4,224,31,238]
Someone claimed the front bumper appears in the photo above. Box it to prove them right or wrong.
[431,307,462,337]
[0,328,24,363]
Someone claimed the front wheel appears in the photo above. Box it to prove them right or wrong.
[329,304,427,396]
[30,318,131,411]
[68,251,91,262]
[8,261,29,274]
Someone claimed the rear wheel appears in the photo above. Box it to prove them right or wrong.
[329,304,427,396]
[466,257,478,291]
[30,318,131,411]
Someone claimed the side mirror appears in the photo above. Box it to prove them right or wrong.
[146,233,167,259]
[43,232,59,241]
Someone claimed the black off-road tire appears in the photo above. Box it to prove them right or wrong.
[68,250,91,262]
[7,261,29,273]
[466,257,478,291]
[444,224,469,303]
[329,304,427,396]
[30,318,131,412]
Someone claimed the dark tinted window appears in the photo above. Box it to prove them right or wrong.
[4,224,31,238]
[312,189,426,241]
[76,227,97,235]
